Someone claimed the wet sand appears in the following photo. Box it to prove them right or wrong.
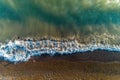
[0,50,120,80]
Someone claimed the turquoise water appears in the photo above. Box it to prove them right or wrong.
[0,0,120,62]
[0,0,119,41]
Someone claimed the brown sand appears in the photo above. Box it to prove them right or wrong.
[0,50,120,80]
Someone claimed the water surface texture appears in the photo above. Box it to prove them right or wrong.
[0,0,120,62]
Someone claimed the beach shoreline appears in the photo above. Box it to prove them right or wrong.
[0,50,119,80]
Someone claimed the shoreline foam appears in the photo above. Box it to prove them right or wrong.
[0,38,120,62]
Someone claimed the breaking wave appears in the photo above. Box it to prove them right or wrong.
[0,37,120,63]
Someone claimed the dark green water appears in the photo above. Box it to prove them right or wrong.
[0,0,120,44]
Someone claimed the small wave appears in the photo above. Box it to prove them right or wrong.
[0,38,120,62]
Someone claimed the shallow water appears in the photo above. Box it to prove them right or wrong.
[0,0,120,41]
[0,39,120,62]
[0,0,120,62]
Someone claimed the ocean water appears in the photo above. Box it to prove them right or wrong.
[0,0,120,62]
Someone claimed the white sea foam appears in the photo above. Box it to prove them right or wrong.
[0,38,120,62]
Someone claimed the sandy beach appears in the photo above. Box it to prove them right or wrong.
[0,50,120,80]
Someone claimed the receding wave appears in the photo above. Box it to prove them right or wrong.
[0,37,120,63]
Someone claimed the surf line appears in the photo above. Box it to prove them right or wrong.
[0,38,119,62]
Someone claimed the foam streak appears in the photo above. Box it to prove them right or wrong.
[0,39,120,62]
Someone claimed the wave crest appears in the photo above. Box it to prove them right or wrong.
[0,38,120,62]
